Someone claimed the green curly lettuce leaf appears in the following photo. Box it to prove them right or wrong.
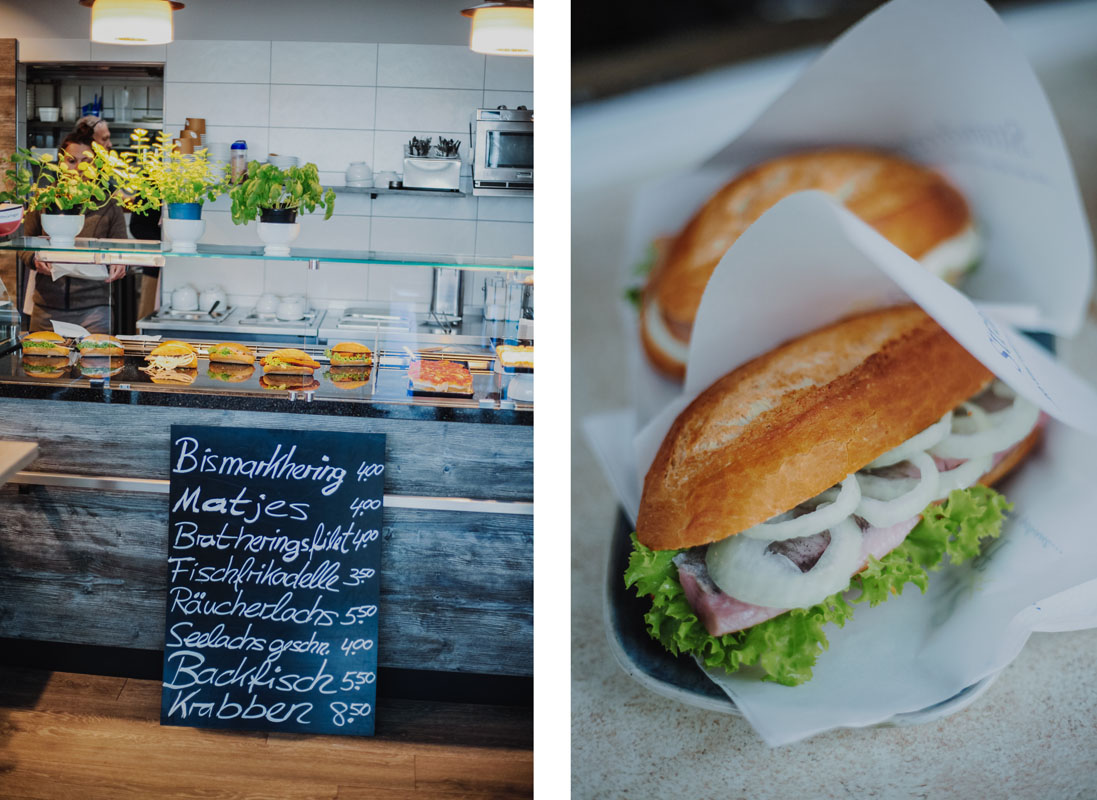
[623,243,659,310]
[625,485,1012,686]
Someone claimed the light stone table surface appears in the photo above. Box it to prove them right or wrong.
[572,3,1097,796]
[0,440,38,486]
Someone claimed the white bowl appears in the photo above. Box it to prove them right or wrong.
[163,217,205,254]
[0,203,24,237]
[38,107,60,122]
[40,212,84,248]
[171,284,199,311]
[257,220,300,257]
[276,299,306,321]
[199,286,226,311]
[268,154,299,168]
[255,293,279,314]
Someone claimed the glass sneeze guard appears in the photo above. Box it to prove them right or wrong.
[0,236,534,271]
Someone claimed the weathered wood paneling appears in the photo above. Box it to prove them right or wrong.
[0,398,533,500]
[0,485,532,676]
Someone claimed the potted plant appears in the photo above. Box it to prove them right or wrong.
[4,146,117,247]
[98,130,229,253]
[0,153,33,236]
[229,161,335,255]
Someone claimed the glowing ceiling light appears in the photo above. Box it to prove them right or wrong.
[80,0,184,46]
[462,2,533,57]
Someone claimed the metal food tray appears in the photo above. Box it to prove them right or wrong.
[151,306,234,323]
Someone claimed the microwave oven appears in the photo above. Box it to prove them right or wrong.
[471,107,533,197]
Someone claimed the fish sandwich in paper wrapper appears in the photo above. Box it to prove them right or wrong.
[617,191,1097,743]
[623,0,1093,416]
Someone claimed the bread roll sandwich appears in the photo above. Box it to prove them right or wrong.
[76,333,124,358]
[496,344,534,370]
[261,374,320,392]
[21,354,70,379]
[78,357,124,379]
[626,305,1043,686]
[144,341,198,370]
[207,342,256,365]
[324,364,371,390]
[640,149,978,379]
[207,363,256,382]
[148,368,198,386]
[261,348,321,376]
[21,331,70,357]
[326,341,372,366]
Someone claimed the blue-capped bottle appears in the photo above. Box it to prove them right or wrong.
[230,140,248,182]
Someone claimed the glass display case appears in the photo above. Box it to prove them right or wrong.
[0,237,534,412]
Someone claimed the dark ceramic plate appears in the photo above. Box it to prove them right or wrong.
[604,511,1001,722]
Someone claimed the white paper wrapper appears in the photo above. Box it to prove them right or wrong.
[588,191,1097,745]
[620,0,1094,428]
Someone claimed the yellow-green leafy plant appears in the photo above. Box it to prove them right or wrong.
[97,129,228,214]
[4,145,118,214]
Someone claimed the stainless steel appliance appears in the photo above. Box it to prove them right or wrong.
[471,106,533,197]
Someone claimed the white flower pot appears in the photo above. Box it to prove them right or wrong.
[257,221,300,256]
[163,217,206,253]
[41,212,85,248]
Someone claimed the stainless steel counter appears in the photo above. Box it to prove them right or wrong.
[137,305,528,348]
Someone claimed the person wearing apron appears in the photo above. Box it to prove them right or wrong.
[20,139,128,333]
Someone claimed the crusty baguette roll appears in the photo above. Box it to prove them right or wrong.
[637,305,995,551]
[261,348,320,375]
[208,342,256,365]
[641,149,974,379]
[21,330,71,357]
[326,341,372,366]
[146,342,198,368]
[77,333,124,358]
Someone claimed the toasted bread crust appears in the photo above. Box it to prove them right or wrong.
[637,305,994,551]
[208,343,256,365]
[643,149,971,377]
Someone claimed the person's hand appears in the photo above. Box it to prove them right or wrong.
[105,264,126,283]
[32,254,52,278]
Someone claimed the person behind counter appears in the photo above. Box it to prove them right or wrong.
[20,136,127,333]
[72,115,162,322]
[72,115,113,152]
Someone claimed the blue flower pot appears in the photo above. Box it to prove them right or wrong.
[167,202,202,220]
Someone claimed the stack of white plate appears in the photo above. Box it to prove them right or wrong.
[268,154,299,169]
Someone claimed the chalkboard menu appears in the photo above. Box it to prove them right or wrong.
[161,425,385,736]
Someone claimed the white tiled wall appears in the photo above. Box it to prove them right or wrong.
[19,37,533,312]
[155,39,533,311]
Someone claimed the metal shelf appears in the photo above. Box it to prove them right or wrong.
[335,182,468,200]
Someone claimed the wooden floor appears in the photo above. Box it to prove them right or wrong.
[0,667,532,799]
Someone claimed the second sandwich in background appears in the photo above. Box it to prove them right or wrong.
[639,149,978,380]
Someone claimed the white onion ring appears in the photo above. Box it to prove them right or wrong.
[933,403,992,499]
[739,475,861,541]
[855,452,939,528]
[705,517,864,608]
[866,412,952,468]
[935,453,992,498]
[930,395,1040,460]
[950,400,991,435]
